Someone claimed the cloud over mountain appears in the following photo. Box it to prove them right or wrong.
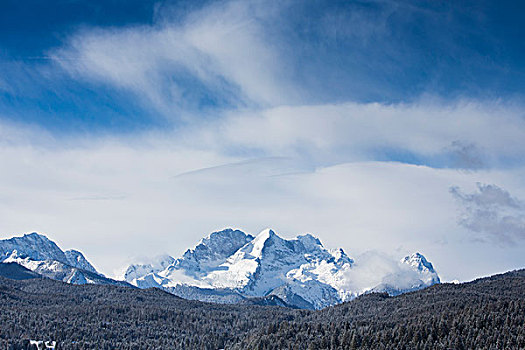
[0,0,524,285]
[124,228,440,309]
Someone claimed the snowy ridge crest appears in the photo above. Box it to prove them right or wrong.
[0,230,440,309]
[0,232,128,287]
[125,228,441,309]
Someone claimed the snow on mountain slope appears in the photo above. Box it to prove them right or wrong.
[0,232,128,287]
[65,249,99,275]
[0,233,68,264]
[366,252,441,296]
[4,254,83,284]
[124,254,175,282]
[203,229,286,291]
[4,253,131,287]
[204,230,352,299]
[0,229,440,309]
[401,252,440,285]
[124,228,255,288]
[125,228,439,309]
[172,228,255,278]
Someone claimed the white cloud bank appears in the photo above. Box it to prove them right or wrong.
[50,8,525,167]
[211,101,525,167]
[52,0,297,115]
[0,117,524,281]
[1,0,524,283]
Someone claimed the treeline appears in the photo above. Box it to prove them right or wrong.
[0,277,297,349]
[235,283,525,349]
[0,269,524,349]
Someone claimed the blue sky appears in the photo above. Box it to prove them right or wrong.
[0,0,524,280]
[1,0,524,132]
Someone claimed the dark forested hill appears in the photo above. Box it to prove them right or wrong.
[234,269,525,350]
[0,267,524,350]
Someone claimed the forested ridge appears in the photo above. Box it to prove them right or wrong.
[0,267,524,349]
[234,269,525,350]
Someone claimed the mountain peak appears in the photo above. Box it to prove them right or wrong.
[0,232,68,263]
[257,228,276,238]
[124,228,440,309]
[0,232,133,287]
[23,232,52,242]
[402,252,435,273]
[171,228,255,277]
[400,252,440,286]
[65,249,99,275]
[296,233,322,247]
[0,232,102,277]
[246,228,284,257]
[198,228,254,247]
[124,254,175,281]
[329,247,354,266]
[25,232,43,237]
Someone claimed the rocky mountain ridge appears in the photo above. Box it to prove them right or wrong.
[0,229,440,309]
[124,228,440,309]
[0,232,129,287]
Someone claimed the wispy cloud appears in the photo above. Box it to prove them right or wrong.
[172,157,314,178]
[2,120,524,280]
[2,0,523,133]
[206,101,525,168]
[1,0,525,282]
[51,0,296,118]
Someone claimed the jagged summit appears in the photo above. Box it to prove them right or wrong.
[296,233,322,247]
[329,247,354,266]
[124,254,175,282]
[124,228,440,309]
[402,252,437,273]
[65,249,99,275]
[174,228,255,277]
[24,232,44,238]
[0,232,68,263]
[202,228,254,242]
[0,232,126,287]
[188,228,254,260]
[401,252,440,285]
[237,228,279,259]
[124,228,256,285]
[1,229,441,309]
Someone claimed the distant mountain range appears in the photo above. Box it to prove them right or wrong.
[0,229,440,309]
[0,232,129,287]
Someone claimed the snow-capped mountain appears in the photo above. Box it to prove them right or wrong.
[0,232,68,264]
[0,229,440,309]
[125,228,254,286]
[402,252,440,285]
[64,249,98,274]
[125,228,440,309]
[0,232,127,287]
[369,252,441,296]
